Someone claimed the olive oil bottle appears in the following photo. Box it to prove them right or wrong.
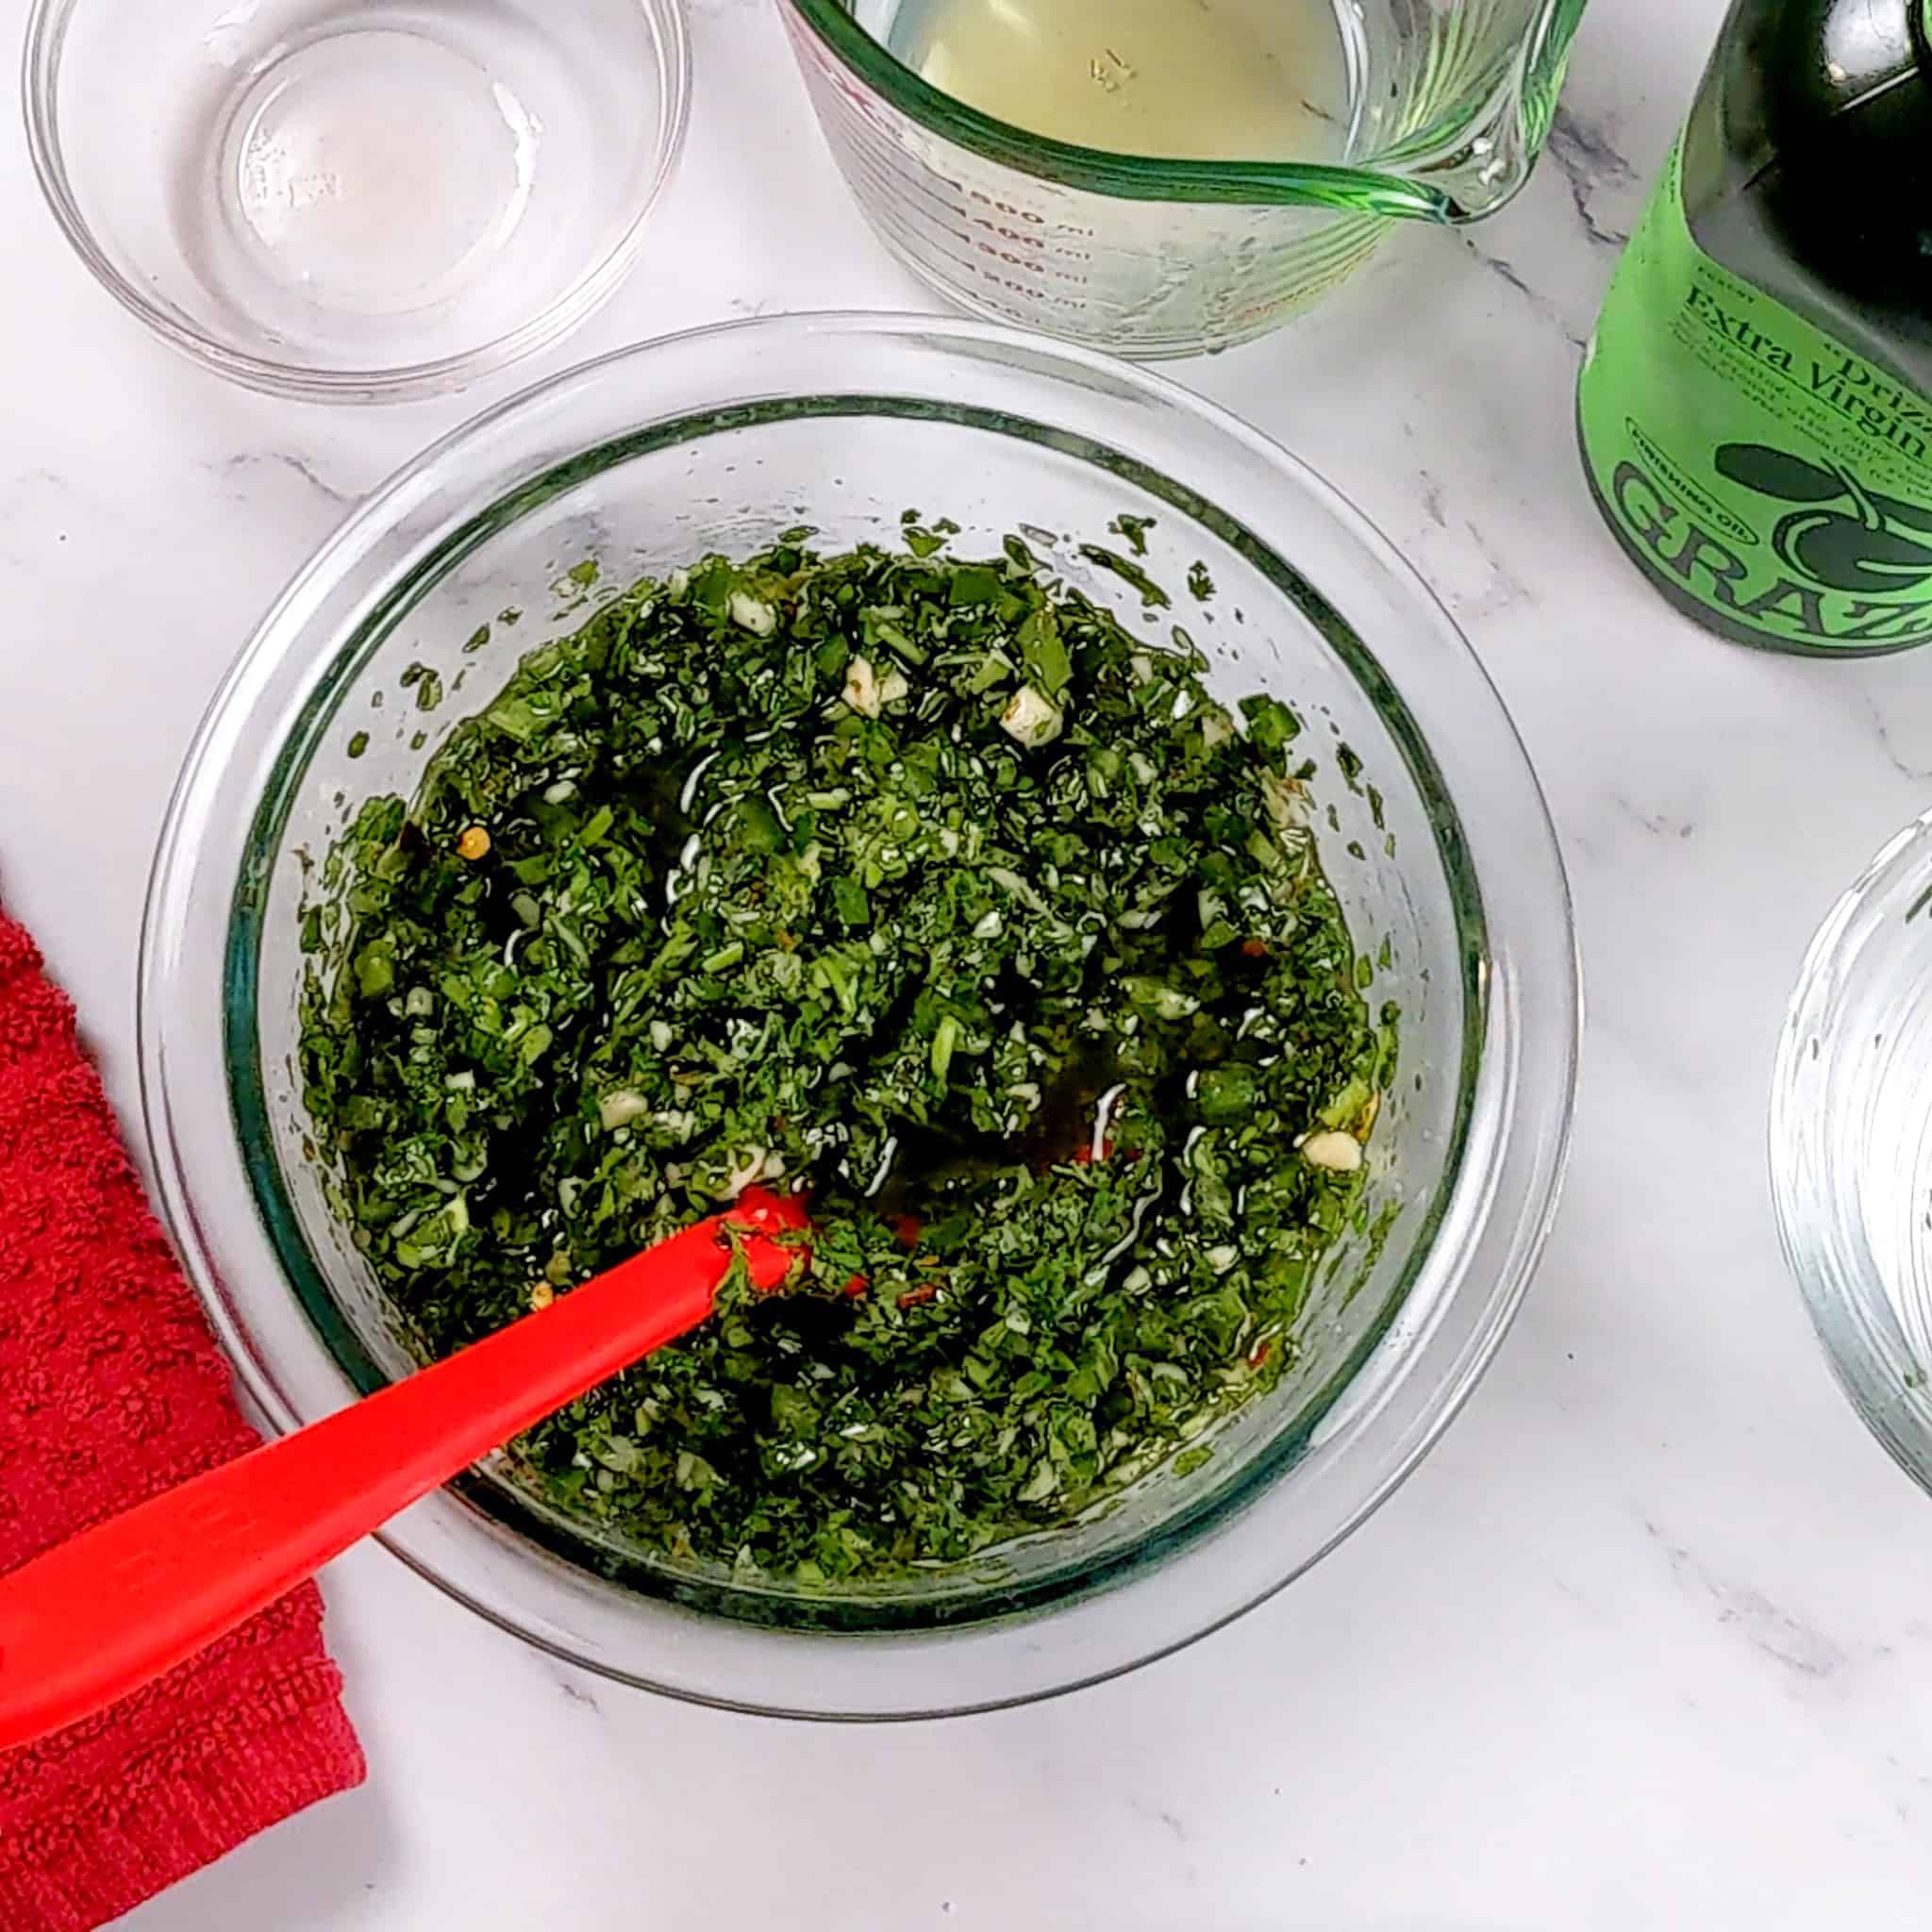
[1577,0,1932,655]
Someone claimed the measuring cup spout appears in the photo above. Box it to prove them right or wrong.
[1367,0,1589,224]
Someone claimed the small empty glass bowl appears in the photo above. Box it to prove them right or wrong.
[24,0,690,401]
[1774,810,1932,1490]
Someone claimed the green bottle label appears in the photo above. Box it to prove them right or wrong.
[1579,142,1932,653]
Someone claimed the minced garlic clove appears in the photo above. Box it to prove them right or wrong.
[728,591,777,637]
[1301,1130,1364,1173]
[843,656,882,717]
[1001,684,1063,747]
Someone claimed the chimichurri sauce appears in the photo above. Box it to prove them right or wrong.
[300,533,1391,1583]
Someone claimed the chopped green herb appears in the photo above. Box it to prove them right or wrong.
[300,535,1386,1584]
[1078,543,1172,608]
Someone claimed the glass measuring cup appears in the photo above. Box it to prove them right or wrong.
[782,0,1587,358]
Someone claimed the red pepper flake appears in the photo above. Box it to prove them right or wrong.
[1241,938,1270,958]
[1072,1137,1115,1166]
[891,1213,923,1248]
[842,1274,870,1299]
[897,1283,938,1310]
[1248,1340,1274,1369]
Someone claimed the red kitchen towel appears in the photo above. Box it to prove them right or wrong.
[0,909,365,1931]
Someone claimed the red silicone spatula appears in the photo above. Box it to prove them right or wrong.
[0,1187,811,1752]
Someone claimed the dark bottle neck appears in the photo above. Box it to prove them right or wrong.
[1683,0,1932,374]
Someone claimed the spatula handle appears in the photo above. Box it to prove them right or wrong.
[0,1191,804,1750]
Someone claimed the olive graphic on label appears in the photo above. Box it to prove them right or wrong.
[1715,445,1848,503]
[1781,519,1932,594]
[1716,442,1932,594]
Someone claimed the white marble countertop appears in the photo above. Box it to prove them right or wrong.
[10,0,1932,1924]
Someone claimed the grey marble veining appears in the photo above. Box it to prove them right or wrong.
[9,0,1932,1926]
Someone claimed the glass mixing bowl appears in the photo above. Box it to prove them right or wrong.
[141,314,1577,1716]
[23,0,689,402]
[1774,810,1932,1491]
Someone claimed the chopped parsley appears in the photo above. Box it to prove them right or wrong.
[299,535,1391,1584]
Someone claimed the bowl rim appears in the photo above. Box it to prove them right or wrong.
[1772,807,1932,1490]
[19,0,692,403]
[140,311,1581,1714]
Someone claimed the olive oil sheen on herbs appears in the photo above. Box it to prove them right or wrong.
[1577,0,1932,656]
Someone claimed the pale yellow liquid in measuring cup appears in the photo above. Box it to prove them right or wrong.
[900,0,1350,163]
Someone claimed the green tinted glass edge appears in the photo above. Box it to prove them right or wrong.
[783,0,1451,214]
[787,0,1591,218]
